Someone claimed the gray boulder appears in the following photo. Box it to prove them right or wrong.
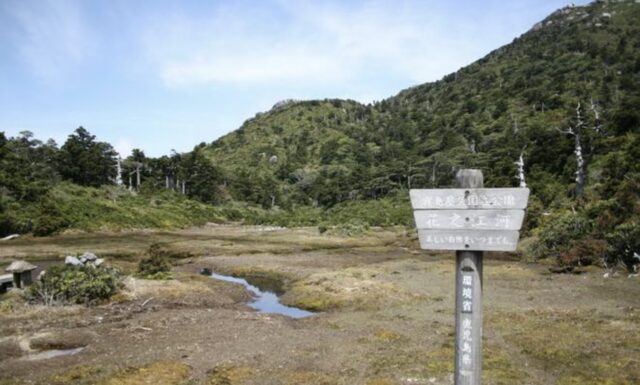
[80,252,98,262]
[65,256,82,266]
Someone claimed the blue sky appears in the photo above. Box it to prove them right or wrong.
[0,0,590,157]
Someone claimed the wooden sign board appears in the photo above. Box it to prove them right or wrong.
[413,209,524,231]
[416,229,520,251]
[410,188,530,210]
[410,188,529,251]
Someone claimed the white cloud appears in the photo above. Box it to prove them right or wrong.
[2,0,92,82]
[137,1,498,88]
[114,138,134,158]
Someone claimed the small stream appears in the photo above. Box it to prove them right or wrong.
[209,273,315,319]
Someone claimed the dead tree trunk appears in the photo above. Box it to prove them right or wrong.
[515,149,527,188]
[135,164,141,189]
[574,131,585,197]
[115,157,123,186]
[557,102,586,197]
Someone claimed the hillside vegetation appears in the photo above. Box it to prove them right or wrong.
[1,1,639,270]
[203,0,640,269]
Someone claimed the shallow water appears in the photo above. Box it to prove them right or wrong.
[210,273,315,319]
[22,347,85,361]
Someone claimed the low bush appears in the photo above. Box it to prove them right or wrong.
[605,221,640,272]
[532,210,590,259]
[558,238,608,267]
[137,244,174,279]
[28,265,122,305]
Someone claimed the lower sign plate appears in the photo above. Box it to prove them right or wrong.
[417,230,520,251]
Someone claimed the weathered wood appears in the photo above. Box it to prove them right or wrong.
[455,250,483,385]
[455,169,483,385]
[416,229,520,251]
[409,188,530,210]
[413,209,525,231]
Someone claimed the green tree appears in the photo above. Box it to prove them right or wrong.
[183,149,225,204]
[58,127,117,187]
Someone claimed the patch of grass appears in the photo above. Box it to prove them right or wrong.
[29,330,94,351]
[282,267,420,311]
[365,379,399,385]
[0,337,24,360]
[490,309,640,384]
[48,365,102,385]
[373,330,408,343]
[0,379,27,385]
[0,291,24,314]
[203,365,255,385]
[284,370,338,385]
[423,342,454,376]
[484,263,539,280]
[483,344,529,385]
[100,361,191,385]
[122,274,246,308]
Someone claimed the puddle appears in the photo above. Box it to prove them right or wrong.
[210,273,315,319]
[22,347,85,361]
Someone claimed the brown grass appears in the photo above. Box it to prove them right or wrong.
[29,330,94,351]
[489,309,640,384]
[203,364,255,385]
[100,361,191,385]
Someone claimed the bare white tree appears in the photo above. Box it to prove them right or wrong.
[557,102,587,197]
[115,157,123,186]
[515,147,527,188]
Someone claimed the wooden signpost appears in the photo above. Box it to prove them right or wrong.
[410,169,529,385]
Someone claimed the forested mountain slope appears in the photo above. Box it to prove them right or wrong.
[205,0,639,210]
[2,1,639,269]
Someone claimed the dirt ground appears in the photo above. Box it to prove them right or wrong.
[0,224,639,385]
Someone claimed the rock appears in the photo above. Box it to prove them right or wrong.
[200,268,212,276]
[65,256,82,266]
[81,252,98,261]
[93,258,105,267]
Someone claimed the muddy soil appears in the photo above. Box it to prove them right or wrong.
[1,225,639,385]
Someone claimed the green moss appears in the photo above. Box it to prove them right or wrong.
[48,365,102,385]
[100,361,191,385]
[490,310,640,383]
[204,365,255,385]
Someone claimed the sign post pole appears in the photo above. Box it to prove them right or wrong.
[409,168,529,385]
[454,169,484,385]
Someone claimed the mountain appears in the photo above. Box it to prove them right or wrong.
[2,1,639,268]
[203,0,640,211]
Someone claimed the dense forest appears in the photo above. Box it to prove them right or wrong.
[1,1,639,270]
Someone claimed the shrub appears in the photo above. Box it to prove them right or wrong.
[559,238,608,267]
[330,221,370,237]
[533,210,590,259]
[137,244,174,279]
[28,265,122,305]
[605,222,640,272]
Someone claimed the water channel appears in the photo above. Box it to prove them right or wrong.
[209,272,315,319]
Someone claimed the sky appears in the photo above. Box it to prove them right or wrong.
[0,0,590,158]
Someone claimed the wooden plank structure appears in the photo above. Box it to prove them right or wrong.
[410,169,529,385]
